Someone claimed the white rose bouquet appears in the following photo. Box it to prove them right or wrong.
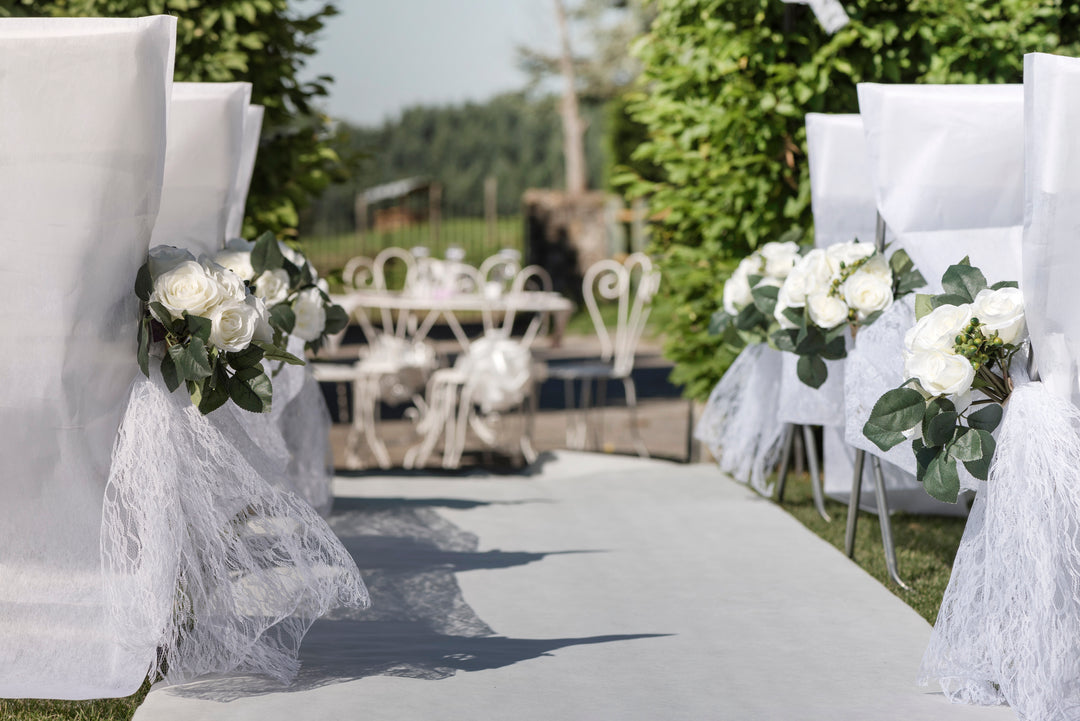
[213,232,348,354]
[134,245,304,414]
[769,239,924,388]
[862,259,1024,503]
[708,239,802,346]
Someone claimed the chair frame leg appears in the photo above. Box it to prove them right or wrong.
[623,376,649,458]
[801,425,830,522]
[594,376,607,451]
[845,449,909,589]
[774,424,796,503]
[845,449,865,558]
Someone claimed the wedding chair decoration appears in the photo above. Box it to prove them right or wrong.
[549,253,659,458]
[918,53,1080,720]
[695,239,801,494]
[0,15,179,699]
[406,265,554,469]
[225,103,264,241]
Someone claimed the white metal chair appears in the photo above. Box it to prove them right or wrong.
[549,253,660,458]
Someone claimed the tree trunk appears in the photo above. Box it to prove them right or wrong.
[554,0,587,197]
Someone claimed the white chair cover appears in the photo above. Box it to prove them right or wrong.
[0,16,176,699]
[225,104,265,241]
[920,53,1080,718]
[843,83,1025,515]
[152,81,250,255]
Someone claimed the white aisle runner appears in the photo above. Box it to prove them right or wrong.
[135,452,1012,721]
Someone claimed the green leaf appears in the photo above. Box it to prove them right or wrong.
[708,310,732,336]
[914,294,934,321]
[962,431,996,480]
[772,328,798,353]
[751,283,779,316]
[924,409,958,447]
[991,280,1019,290]
[895,269,926,297]
[184,313,212,343]
[922,452,961,503]
[889,247,914,276]
[797,354,827,389]
[863,418,906,452]
[149,301,177,330]
[781,307,803,326]
[135,262,153,302]
[794,323,825,355]
[137,317,150,379]
[252,340,305,366]
[160,351,181,393]
[867,387,926,431]
[949,427,985,462]
[941,263,988,303]
[251,231,285,276]
[169,337,213,381]
[269,302,296,333]
[967,404,1004,432]
[820,334,847,361]
[227,345,265,370]
[196,366,230,415]
[228,366,273,413]
[734,302,765,332]
[913,438,940,472]
[323,304,349,336]
[930,293,973,310]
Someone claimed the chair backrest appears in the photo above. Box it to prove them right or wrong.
[857,83,1024,290]
[0,15,176,698]
[1023,53,1080,403]
[224,104,264,241]
[152,81,250,256]
[500,265,556,349]
[582,253,660,377]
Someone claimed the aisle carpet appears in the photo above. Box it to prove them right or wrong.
[134,451,1012,721]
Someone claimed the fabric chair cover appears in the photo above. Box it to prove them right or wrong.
[151,81,250,256]
[920,53,1080,719]
[843,83,1024,515]
[0,16,176,699]
[225,104,265,241]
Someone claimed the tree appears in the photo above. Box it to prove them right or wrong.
[554,0,588,195]
[621,0,1080,400]
[0,0,346,239]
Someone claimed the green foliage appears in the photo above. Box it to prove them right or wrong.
[621,0,1080,399]
[1,0,344,239]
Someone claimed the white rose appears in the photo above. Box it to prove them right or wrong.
[207,300,259,353]
[774,296,801,330]
[213,249,255,283]
[905,349,976,397]
[148,245,195,278]
[806,290,849,329]
[151,260,227,320]
[843,269,894,320]
[861,254,892,281]
[800,248,836,291]
[972,287,1025,344]
[759,241,800,280]
[201,257,247,302]
[316,278,330,295]
[292,288,327,342]
[904,303,973,355]
[254,269,291,307]
[224,237,256,252]
[245,294,274,343]
[722,260,755,315]
[825,241,875,274]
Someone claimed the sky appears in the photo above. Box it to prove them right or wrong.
[300,1,561,127]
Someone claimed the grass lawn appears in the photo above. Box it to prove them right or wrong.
[775,471,966,624]
[0,680,149,721]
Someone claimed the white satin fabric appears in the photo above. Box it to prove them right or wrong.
[152,82,250,256]
[0,16,176,699]
[920,53,1080,719]
[225,104,265,241]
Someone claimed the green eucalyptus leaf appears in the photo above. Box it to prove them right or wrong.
[914,294,934,321]
[797,354,827,389]
[751,283,779,315]
[922,452,961,503]
[135,262,153,302]
[772,328,798,353]
[820,334,847,361]
[708,310,733,336]
[269,302,296,333]
[941,263,988,303]
[735,302,766,332]
[968,404,1004,432]
[896,269,927,297]
[889,248,914,276]
[781,307,803,326]
[251,231,285,276]
[867,387,926,431]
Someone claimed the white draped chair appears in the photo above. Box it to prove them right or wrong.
[226,103,265,241]
[920,52,1080,719]
[0,16,178,700]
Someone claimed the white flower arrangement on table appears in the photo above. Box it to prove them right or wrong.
[213,232,349,355]
[863,259,1025,503]
[768,239,924,388]
[134,245,304,415]
[709,240,802,346]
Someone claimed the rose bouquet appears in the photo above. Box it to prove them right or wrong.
[862,259,1024,503]
[135,246,304,414]
[708,240,802,346]
[768,239,924,388]
[213,233,349,354]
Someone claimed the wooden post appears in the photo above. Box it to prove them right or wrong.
[484,175,498,248]
[429,182,442,249]
[554,0,587,197]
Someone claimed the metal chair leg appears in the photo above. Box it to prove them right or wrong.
[845,448,865,558]
[564,378,585,450]
[871,456,910,590]
[580,378,594,450]
[774,424,796,503]
[594,376,607,451]
[802,425,831,522]
[623,377,649,458]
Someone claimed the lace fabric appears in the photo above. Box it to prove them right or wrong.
[695,343,785,496]
[102,371,368,686]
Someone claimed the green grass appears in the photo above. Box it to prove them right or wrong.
[0,680,149,721]
[775,472,966,623]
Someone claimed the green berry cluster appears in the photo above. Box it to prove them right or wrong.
[827,254,875,300]
[953,317,1005,370]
